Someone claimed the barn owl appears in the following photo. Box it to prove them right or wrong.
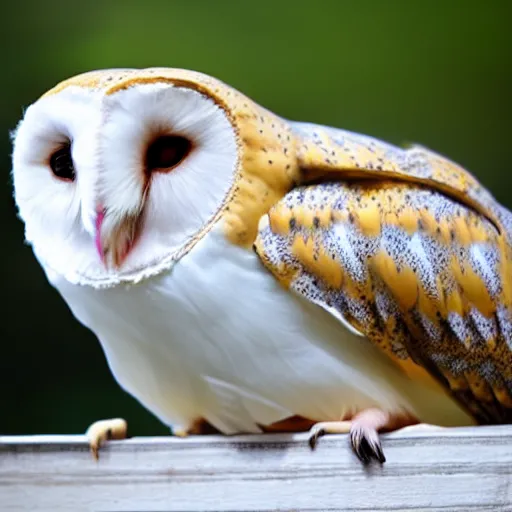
[12,68,512,464]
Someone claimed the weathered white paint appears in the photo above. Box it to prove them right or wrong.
[1,426,511,511]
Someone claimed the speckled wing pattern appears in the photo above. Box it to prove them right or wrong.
[255,123,512,423]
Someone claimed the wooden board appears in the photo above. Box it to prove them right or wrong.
[1,426,511,511]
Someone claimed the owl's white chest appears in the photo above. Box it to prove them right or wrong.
[46,226,472,433]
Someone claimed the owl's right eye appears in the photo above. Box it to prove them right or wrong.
[49,144,75,182]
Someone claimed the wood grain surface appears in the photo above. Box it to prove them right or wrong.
[1,425,511,511]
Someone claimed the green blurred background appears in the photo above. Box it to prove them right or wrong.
[1,0,511,436]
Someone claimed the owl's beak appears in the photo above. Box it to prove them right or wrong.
[95,208,143,269]
[95,210,106,263]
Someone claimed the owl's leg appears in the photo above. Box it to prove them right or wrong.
[86,418,128,461]
[308,409,417,464]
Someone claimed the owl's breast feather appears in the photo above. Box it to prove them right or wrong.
[45,224,474,434]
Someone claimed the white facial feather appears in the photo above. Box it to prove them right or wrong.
[13,87,103,278]
[12,83,237,287]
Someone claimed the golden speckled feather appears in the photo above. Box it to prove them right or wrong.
[256,126,512,423]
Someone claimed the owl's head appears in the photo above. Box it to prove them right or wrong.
[12,68,298,287]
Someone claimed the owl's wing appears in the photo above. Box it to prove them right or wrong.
[254,124,512,424]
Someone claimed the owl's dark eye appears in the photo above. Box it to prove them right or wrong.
[146,135,192,174]
[49,144,75,181]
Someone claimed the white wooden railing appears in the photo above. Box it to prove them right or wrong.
[1,425,511,511]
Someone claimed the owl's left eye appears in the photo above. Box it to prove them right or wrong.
[145,135,192,174]
[49,144,75,182]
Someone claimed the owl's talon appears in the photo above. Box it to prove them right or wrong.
[85,418,127,461]
[350,425,385,464]
[307,420,352,450]
[308,427,324,449]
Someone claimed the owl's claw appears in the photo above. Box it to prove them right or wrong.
[350,424,385,464]
[308,420,352,449]
[85,418,128,460]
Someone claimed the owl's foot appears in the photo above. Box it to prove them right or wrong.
[308,409,417,464]
[349,413,386,464]
[86,418,128,460]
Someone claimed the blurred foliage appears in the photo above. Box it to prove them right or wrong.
[1,0,511,435]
